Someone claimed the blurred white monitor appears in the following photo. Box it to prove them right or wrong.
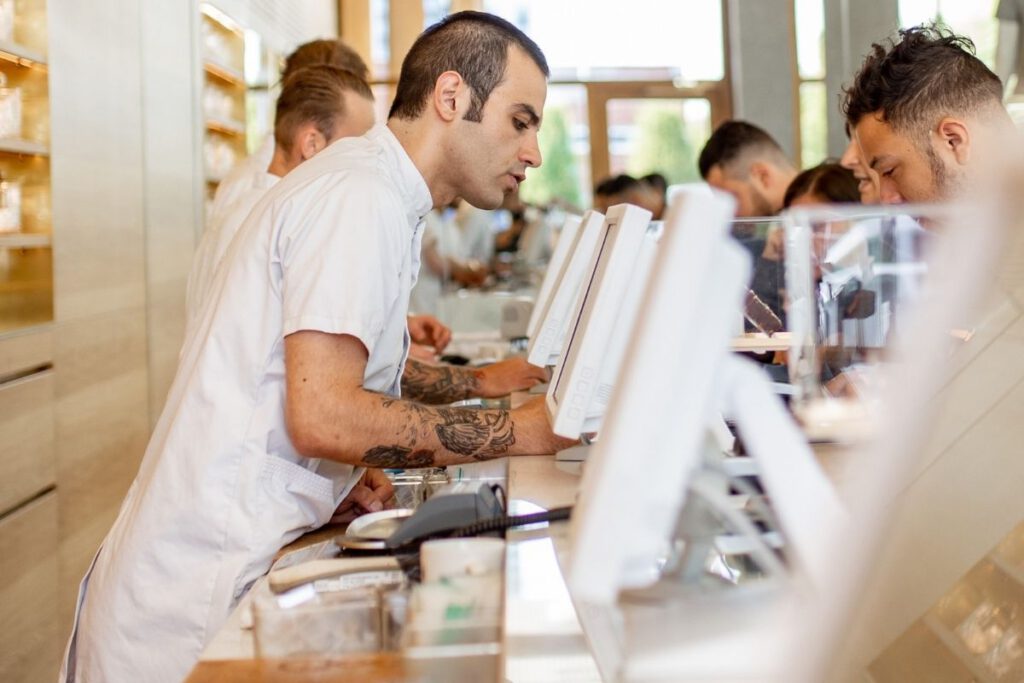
[525,213,582,340]
[665,182,713,207]
[566,190,749,603]
[567,190,847,618]
[526,210,606,367]
[546,203,655,440]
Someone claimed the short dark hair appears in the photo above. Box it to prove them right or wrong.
[841,25,1003,136]
[388,11,549,122]
[641,172,668,195]
[783,162,860,208]
[274,65,373,152]
[283,39,370,82]
[698,120,789,179]
[594,174,640,197]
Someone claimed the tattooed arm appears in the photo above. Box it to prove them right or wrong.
[402,357,549,404]
[285,330,573,468]
[401,358,482,403]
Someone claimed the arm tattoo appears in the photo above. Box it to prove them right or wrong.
[401,359,482,404]
[363,445,436,468]
[359,398,516,467]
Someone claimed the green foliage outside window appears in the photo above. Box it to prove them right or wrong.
[520,108,582,207]
[626,105,700,184]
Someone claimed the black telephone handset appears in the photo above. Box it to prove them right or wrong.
[384,481,505,550]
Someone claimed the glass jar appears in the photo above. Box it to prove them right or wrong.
[0,178,22,233]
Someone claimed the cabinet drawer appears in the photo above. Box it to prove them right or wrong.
[0,491,59,683]
[0,370,55,515]
[0,326,53,379]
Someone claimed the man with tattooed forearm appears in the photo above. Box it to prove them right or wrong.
[286,330,573,469]
[64,16,575,683]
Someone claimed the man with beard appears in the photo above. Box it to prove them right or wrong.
[842,25,1014,204]
[698,120,798,217]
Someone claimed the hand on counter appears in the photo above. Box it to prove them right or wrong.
[476,357,549,398]
[407,314,452,354]
[331,468,396,523]
[511,395,580,455]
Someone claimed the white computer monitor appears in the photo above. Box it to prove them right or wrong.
[526,210,606,368]
[567,190,846,611]
[546,203,655,439]
[565,190,747,604]
[525,213,582,340]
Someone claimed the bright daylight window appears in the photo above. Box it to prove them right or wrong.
[899,0,1000,67]
[796,0,827,169]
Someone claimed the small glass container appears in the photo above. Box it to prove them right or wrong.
[0,73,22,140]
[0,177,21,233]
[0,0,13,43]
[252,584,381,658]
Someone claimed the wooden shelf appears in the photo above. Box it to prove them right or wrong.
[0,311,52,335]
[203,60,244,87]
[0,233,50,249]
[990,552,1024,588]
[205,116,245,137]
[0,39,47,67]
[0,138,49,156]
[922,615,999,683]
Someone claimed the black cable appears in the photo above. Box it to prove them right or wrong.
[392,506,573,582]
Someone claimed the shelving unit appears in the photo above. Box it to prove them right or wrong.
[199,4,247,212]
[0,0,51,336]
[870,525,1024,682]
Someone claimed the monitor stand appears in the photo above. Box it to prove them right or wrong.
[555,443,592,462]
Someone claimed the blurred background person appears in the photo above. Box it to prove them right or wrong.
[209,39,370,222]
[698,120,797,217]
[409,204,488,320]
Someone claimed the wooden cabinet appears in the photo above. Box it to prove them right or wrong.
[0,491,59,683]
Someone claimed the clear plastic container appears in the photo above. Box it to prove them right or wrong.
[0,0,14,43]
[0,73,22,140]
[0,178,21,233]
[252,584,381,658]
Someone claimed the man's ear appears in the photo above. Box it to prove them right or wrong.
[935,117,971,166]
[748,161,774,190]
[296,123,328,161]
[432,71,468,122]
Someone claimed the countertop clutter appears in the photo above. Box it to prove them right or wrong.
[186,455,597,683]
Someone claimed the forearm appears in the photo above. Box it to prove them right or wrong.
[301,390,548,468]
[401,358,482,404]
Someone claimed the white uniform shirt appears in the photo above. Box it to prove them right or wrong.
[66,124,430,683]
[208,135,275,222]
[187,171,280,334]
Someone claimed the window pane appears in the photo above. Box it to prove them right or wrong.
[799,81,828,169]
[796,0,825,80]
[482,0,724,81]
[899,0,1000,69]
[423,0,451,27]
[606,98,711,185]
[520,85,591,209]
[371,0,390,77]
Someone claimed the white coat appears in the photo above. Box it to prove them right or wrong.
[60,124,431,682]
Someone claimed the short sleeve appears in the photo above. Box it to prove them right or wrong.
[277,173,406,356]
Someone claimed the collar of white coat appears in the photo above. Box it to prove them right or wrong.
[366,123,433,226]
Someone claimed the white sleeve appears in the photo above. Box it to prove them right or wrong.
[278,174,406,357]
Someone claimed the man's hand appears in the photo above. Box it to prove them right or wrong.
[510,395,579,455]
[407,342,438,362]
[476,357,550,398]
[331,468,396,524]
[407,314,451,354]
